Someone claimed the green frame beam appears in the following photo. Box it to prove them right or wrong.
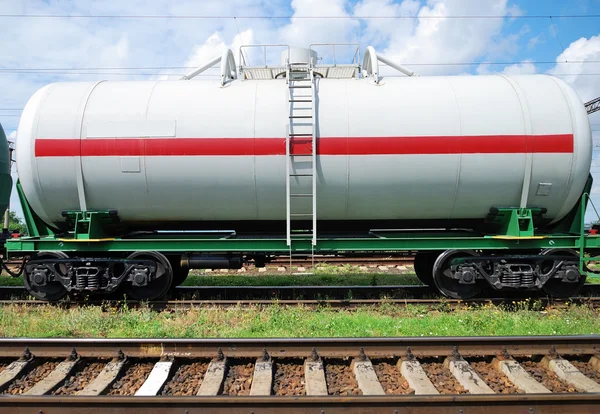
[7,232,600,254]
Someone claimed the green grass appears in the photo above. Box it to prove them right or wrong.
[0,301,596,338]
[0,276,26,286]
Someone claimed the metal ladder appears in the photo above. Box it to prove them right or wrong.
[285,61,317,263]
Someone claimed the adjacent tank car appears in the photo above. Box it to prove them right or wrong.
[0,124,12,216]
[7,45,599,301]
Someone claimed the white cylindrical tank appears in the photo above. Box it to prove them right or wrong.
[16,73,592,230]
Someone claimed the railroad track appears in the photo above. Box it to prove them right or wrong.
[0,284,432,301]
[0,285,600,311]
[0,336,598,413]
[1,296,600,311]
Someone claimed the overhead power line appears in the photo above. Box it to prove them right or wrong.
[0,71,217,76]
[0,13,599,19]
[1,60,599,72]
[0,66,204,71]
[2,72,600,77]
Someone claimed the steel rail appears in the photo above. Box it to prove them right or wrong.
[2,283,600,301]
[2,394,599,414]
[1,296,599,310]
[0,336,598,358]
[0,284,433,300]
[0,284,600,298]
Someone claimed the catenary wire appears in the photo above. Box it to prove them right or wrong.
[1,72,600,77]
[1,61,600,71]
[0,14,599,19]
[549,16,567,56]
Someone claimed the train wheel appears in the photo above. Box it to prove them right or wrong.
[23,251,69,301]
[413,252,439,286]
[432,250,483,299]
[124,251,173,300]
[540,249,586,298]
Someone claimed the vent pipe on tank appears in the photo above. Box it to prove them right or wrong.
[181,49,237,86]
[363,46,416,83]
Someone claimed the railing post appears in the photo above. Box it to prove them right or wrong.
[332,44,336,66]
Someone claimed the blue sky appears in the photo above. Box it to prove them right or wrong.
[0,0,599,222]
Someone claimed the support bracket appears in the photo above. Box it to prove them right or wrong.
[16,180,54,238]
[486,207,544,238]
[62,210,120,240]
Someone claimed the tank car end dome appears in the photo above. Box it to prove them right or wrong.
[0,123,12,216]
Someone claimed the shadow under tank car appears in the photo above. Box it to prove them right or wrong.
[7,45,599,301]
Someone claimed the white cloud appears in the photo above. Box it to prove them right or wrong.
[279,0,360,49]
[353,0,419,49]
[472,34,600,108]
[548,34,600,103]
[177,33,230,81]
[501,59,537,75]
[177,0,361,72]
[527,34,542,50]
[174,29,257,80]
[356,0,513,76]
[507,4,524,18]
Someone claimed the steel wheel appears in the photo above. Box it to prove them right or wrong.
[23,251,69,301]
[432,250,484,299]
[414,252,439,286]
[540,249,586,298]
[123,251,173,300]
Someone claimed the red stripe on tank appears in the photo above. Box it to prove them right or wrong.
[34,134,574,157]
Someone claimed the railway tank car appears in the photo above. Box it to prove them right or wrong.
[0,124,12,217]
[8,45,598,301]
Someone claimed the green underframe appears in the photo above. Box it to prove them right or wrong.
[8,176,600,278]
[7,232,600,252]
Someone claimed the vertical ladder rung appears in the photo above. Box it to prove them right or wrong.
[287,65,317,251]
